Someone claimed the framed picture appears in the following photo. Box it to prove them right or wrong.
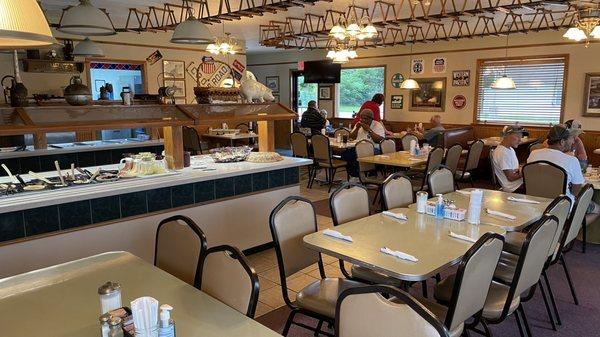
[390,95,403,109]
[409,78,447,112]
[163,60,185,79]
[452,70,470,86]
[164,79,186,97]
[319,86,332,100]
[583,73,600,116]
[266,76,279,92]
[272,94,280,103]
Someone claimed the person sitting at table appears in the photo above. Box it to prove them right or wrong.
[411,115,445,147]
[300,100,326,136]
[565,119,588,170]
[492,125,524,192]
[342,109,385,179]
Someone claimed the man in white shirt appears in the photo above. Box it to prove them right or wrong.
[349,109,386,143]
[527,124,584,204]
[492,125,524,192]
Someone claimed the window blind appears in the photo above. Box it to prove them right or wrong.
[476,57,566,125]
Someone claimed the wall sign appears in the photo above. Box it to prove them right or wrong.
[390,94,404,109]
[391,73,404,88]
[452,70,470,86]
[432,57,447,73]
[411,59,424,74]
[452,95,467,110]
[146,50,163,65]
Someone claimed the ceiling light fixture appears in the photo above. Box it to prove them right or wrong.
[171,12,214,45]
[563,8,600,47]
[73,37,104,57]
[326,42,357,64]
[206,25,239,55]
[328,1,378,42]
[0,0,57,48]
[491,34,516,89]
[58,0,116,36]
[400,43,420,90]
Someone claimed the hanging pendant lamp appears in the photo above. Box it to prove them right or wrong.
[73,37,104,57]
[0,0,57,48]
[171,13,214,45]
[58,0,116,36]
[491,34,516,89]
[401,43,420,90]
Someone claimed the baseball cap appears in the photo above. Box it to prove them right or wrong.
[565,119,584,136]
[547,124,572,142]
[502,125,524,136]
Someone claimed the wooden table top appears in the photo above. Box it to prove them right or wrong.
[303,207,506,282]
[0,252,281,337]
[357,150,428,168]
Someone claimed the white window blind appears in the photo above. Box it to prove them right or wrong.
[476,57,566,125]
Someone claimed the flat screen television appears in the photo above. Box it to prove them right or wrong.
[303,60,341,83]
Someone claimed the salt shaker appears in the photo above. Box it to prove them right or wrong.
[108,316,124,337]
[98,281,122,314]
[416,191,428,214]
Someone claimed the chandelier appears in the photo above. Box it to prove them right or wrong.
[563,9,600,46]
[326,46,358,64]
[329,16,378,42]
[206,33,239,55]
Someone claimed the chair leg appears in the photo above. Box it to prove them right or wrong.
[338,260,352,279]
[283,309,298,336]
[560,254,579,305]
[307,166,314,188]
[469,175,475,187]
[514,310,527,337]
[519,305,533,337]
[421,280,428,298]
[582,217,587,253]
[481,321,493,337]
[538,279,558,330]
[314,320,323,336]
[372,188,380,205]
[542,270,562,325]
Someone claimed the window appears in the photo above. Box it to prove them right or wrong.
[337,66,385,119]
[295,74,318,119]
[476,56,566,125]
[89,61,145,100]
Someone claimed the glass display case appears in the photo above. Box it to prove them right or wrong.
[179,103,296,123]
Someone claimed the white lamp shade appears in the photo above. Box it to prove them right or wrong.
[591,25,600,39]
[491,75,516,89]
[0,0,56,48]
[171,16,214,44]
[400,78,420,90]
[73,37,104,57]
[563,27,586,41]
[59,0,116,36]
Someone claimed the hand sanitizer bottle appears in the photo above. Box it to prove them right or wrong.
[435,194,445,219]
[158,304,175,337]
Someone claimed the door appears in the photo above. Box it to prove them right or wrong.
[291,70,318,120]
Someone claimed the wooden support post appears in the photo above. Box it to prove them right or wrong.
[163,125,184,170]
[33,133,47,149]
[257,120,275,152]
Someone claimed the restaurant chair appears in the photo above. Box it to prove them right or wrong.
[434,214,559,337]
[528,141,544,153]
[381,173,414,211]
[443,144,463,176]
[428,165,455,196]
[356,140,385,205]
[290,132,313,187]
[522,160,567,199]
[334,128,351,139]
[380,138,396,154]
[455,140,483,188]
[183,126,203,155]
[414,147,445,192]
[488,148,501,190]
[330,183,403,288]
[401,134,419,151]
[410,233,504,337]
[196,245,259,318]
[335,285,450,337]
[235,123,250,133]
[311,134,348,192]
[154,215,208,286]
[269,196,362,336]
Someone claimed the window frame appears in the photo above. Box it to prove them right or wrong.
[335,64,387,119]
[473,54,569,126]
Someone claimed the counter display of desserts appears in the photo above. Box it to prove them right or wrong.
[209,146,253,163]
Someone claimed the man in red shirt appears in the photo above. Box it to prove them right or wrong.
[353,93,384,124]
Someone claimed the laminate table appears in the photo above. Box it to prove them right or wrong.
[303,208,506,282]
[357,150,428,169]
[0,251,281,337]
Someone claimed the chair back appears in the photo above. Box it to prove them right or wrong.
[154,215,207,285]
[463,140,484,172]
[543,196,571,260]
[330,183,370,226]
[401,134,419,151]
[183,126,202,154]
[522,160,567,198]
[529,141,544,153]
[381,173,414,210]
[445,233,504,331]
[235,123,250,133]
[355,140,376,178]
[444,144,463,174]
[489,147,499,188]
[380,139,396,154]
[334,128,350,139]
[311,134,332,162]
[428,165,455,196]
[425,147,445,175]
[269,196,321,278]
[335,285,449,337]
[197,245,259,317]
[562,184,594,249]
[290,132,310,158]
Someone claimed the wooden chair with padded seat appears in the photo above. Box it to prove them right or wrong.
[310,134,348,192]
[379,138,396,154]
[355,140,386,205]
[434,214,559,337]
[154,215,208,286]
[443,144,463,176]
[401,134,419,151]
[381,172,414,211]
[290,132,313,187]
[335,285,450,337]
[333,128,350,139]
[196,244,259,318]
[269,196,362,336]
[428,165,456,196]
[410,233,504,337]
[182,126,203,155]
[522,160,567,199]
[455,140,484,188]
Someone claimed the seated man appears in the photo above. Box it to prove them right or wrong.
[492,125,524,192]
[342,109,385,178]
[411,115,445,147]
[565,119,588,170]
[300,100,326,136]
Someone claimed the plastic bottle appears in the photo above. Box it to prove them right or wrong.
[158,304,175,337]
[435,194,445,219]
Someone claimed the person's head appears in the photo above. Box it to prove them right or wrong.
[547,124,575,152]
[360,109,375,125]
[308,100,317,109]
[565,119,584,137]
[430,115,442,127]
[320,109,328,118]
[371,93,384,106]
[501,125,524,148]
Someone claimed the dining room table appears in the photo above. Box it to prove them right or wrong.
[0,251,281,337]
[474,136,539,148]
[583,168,600,244]
[357,150,429,169]
[303,207,506,282]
